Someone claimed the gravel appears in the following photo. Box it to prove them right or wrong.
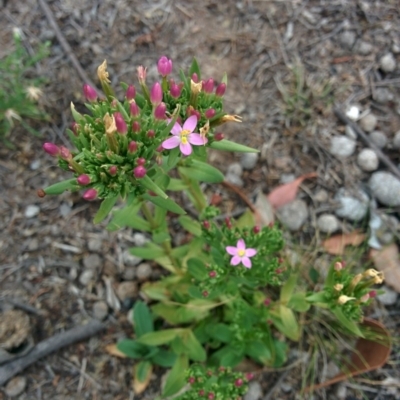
[373,88,394,104]
[345,105,360,121]
[92,301,109,320]
[357,149,379,171]
[369,172,400,206]
[380,52,397,72]
[88,237,103,252]
[277,199,309,231]
[116,281,138,301]
[79,269,95,286]
[317,214,340,233]
[359,113,377,132]
[83,254,102,270]
[132,233,149,247]
[122,250,142,267]
[225,172,244,187]
[339,30,356,49]
[329,136,356,158]
[244,381,262,400]
[25,205,40,218]
[377,286,398,306]
[136,263,152,281]
[240,152,258,170]
[393,130,400,149]
[5,376,27,397]
[334,188,369,221]
[345,124,357,139]
[227,162,243,177]
[369,130,387,149]
[356,40,373,55]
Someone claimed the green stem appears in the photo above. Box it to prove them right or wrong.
[180,173,207,213]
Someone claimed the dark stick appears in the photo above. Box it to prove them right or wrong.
[333,107,400,181]
[0,320,105,386]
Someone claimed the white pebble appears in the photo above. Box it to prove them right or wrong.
[377,286,398,306]
[30,160,41,170]
[240,152,258,170]
[334,188,369,221]
[122,250,142,267]
[360,113,377,132]
[357,149,379,171]
[317,214,340,233]
[373,88,394,104]
[227,162,243,177]
[244,381,263,400]
[345,106,360,121]
[339,30,356,49]
[356,40,373,55]
[369,130,387,149]
[79,269,94,286]
[92,301,108,320]
[225,172,244,187]
[5,376,27,397]
[25,205,40,218]
[380,52,396,73]
[369,172,400,206]
[393,130,400,149]
[329,136,356,158]
[132,233,149,247]
[136,263,152,281]
[277,199,309,231]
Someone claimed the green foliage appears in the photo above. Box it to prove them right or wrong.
[0,31,49,146]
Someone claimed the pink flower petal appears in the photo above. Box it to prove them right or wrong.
[180,142,192,156]
[230,255,241,266]
[226,246,238,256]
[245,248,257,257]
[242,257,252,268]
[237,239,246,250]
[170,121,182,135]
[162,136,181,149]
[188,133,207,146]
[183,115,198,132]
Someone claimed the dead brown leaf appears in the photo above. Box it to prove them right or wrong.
[254,192,275,227]
[267,172,317,209]
[104,344,127,358]
[322,231,366,255]
[370,244,400,293]
[133,363,153,394]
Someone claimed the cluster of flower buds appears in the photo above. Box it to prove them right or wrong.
[42,57,241,201]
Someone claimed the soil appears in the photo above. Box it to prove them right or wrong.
[0,0,399,399]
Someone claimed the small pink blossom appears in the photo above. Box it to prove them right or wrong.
[162,115,207,156]
[157,56,173,76]
[226,239,257,269]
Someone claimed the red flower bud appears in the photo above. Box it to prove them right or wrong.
[128,141,137,153]
[188,377,195,384]
[245,373,254,381]
[132,121,140,133]
[136,157,146,166]
[253,225,261,234]
[154,102,166,120]
[147,129,155,138]
[170,83,181,98]
[234,378,243,387]
[264,298,271,306]
[71,122,79,136]
[215,83,226,96]
[83,188,97,201]
[83,84,97,102]
[205,108,216,119]
[150,82,162,105]
[129,102,140,117]
[202,290,209,298]
[59,146,72,160]
[126,84,136,100]
[114,112,127,134]
[109,166,118,176]
[137,66,147,85]
[77,174,90,185]
[203,220,210,229]
[214,132,224,141]
[43,142,59,157]
[202,78,214,93]
[156,145,164,152]
[191,73,199,83]
[209,271,216,278]
[208,393,215,400]
[369,290,377,298]
[133,166,147,178]
[157,56,173,76]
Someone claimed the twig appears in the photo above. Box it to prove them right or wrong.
[37,0,99,92]
[221,180,257,214]
[333,107,400,181]
[0,320,105,386]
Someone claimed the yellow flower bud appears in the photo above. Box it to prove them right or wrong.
[97,60,110,83]
[363,269,379,278]
[190,79,202,95]
[334,284,344,291]
[104,113,116,135]
[220,114,242,123]
[350,273,362,288]
[337,295,356,305]
[373,275,384,284]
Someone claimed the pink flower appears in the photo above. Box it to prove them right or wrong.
[83,84,97,102]
[162,115,207,156]
[150,82,162,105]
[226,239,257,268]
[157,56,173,76]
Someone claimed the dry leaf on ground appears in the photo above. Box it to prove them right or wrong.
[370,244,400,293]
[254,191,275,227]
[322,231,366,255]
[104,344,127,358]
[267,172,317,209]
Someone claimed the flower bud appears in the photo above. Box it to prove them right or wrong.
[253,225,261,234]
[360,293,370,303]
[77,174,91,185]
[202,78,214,93]
[147,130,155,138]
[337,295,356,305]
[126,84,136,100]
[188,377,195,384]
[83,84,97,102]
[215,83,226,96]
[188,107,201,121]
[37,189,46,198]
[128,141,137,153]
[157,56,173,76]
[214,132,224,141]
[203,220,210,229]
[133,166,147,178]
[333,283,344,291]
[83,188,98,201]
[334,261,344,271]
[209,271,216,278]
[202,290,209,297]
[114,112,127,134]
[170,83,181,98]
[191,73,199,83]
[205,108,216,119]
[156,145,164,152]
[137,66,147,85]
[71,122,79,136]
[263,298,271,306]
[225,217,232,229]
[136,157,146,166]
[369,290,377,298]
[245,373,254,381]
[43,142,60,156]
[150,82,162,105]
[109,166,118,176]
[154,102,166,120]
[59,146,72,160]
[129,102,140,117]
[234,379,243,387]
[132,121,140,133]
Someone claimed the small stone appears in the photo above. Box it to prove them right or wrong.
[369,172,400,206]
[281,383,292,393]
[92,301,108,320]
[357,149,379,171]
[317,214,340,233]
[225,172,244,187]
[5,376,27,397]
[240,152,258,170]
[28,238,39,251]
[380,52,396,73]
[277,199,309,231]
[302,10,317,25]
[329,136,356,158]
[373,88,394,104]
[326,361,340,379]
[377,286,398,306]
[122,250,142,267]
[123,266,136,281]
[25,205,40,218]
[30,159,41,170]
[117,281,138,301]
[79,269,94,286]
[346,106,360,121]
[59,203,72,217]
[334,188,369,221]
[335,383,347,400]
[136,263,152,281]
[132,233,149,247]
[360,113,377,132]
[88,238,102,252]
[369,130,387,149]
[392,43,400,54]
[356,40,373,55]
[339,30,356,49]
[244,381,262,400]
[393,130,400,149]
[314,189,329,203]
[279,174,296,184]
[83,254,102,270]
[227,162,243,177]
[345,125,357,139]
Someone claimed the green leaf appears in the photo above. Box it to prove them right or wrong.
[130,243,166,260]
[134,360,152,383]
[221,71,228,85]
[167,178,187,191]
[309,267,320,284]
[205,323,232,343]
[280,273,298,304]
[188,57,201,80]
[142,194,186,215]
[137,329,183,346]
[116,339,149,359]
[273,305,300,342]
[209,139,258,153]
[152,230,171,245]
[93,195,118,224]
[44,179,79,195]
[134,301,154,337]
[288,293,310,312]
[162,354,188,397]
[246,341,271,365]
[220,348,244,367]
[306,291,327,303]
[187,258,208,281]
[151,349,177,367]
[179,160,224,183]
[235,209,256,229]
[107,201,152,232]
[167,146,181,169]
[182,330,206,361]
[140,175,168,199]
[178,216,202,237]
[333,308,363,337]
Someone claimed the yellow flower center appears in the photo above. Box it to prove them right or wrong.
[238,249,245,257]
[180,129,190,144]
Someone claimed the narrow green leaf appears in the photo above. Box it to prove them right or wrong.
[152,230,171,245]
[188,57,201,80]
[187,258,208,281]
[333,308,363,337]
[274,305,300,342]
[140,175,168,199]
[179,160,224,183]
[235,209,256,229]
[151,349,177,367]
[205,324,232,343]
[142,194,186,215]
[138,329,183,347]
[288,293,310,312]
[178,216,202,236]
[246,341,271,365]
[160,105,181,138]
[134,301,154,337]
[182,330,206,361]
[130,243,166,260]
[116,339,148,359]
[280,273,298,304]
[116,100,129,121]
[167,178,187,191]
[93,195,118,224]
[221,71,228,85]
[162,354,188,397]
[44,179,79,195]
[210,139,258,153]
[134,360,152,383]
[167,146,181,169]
